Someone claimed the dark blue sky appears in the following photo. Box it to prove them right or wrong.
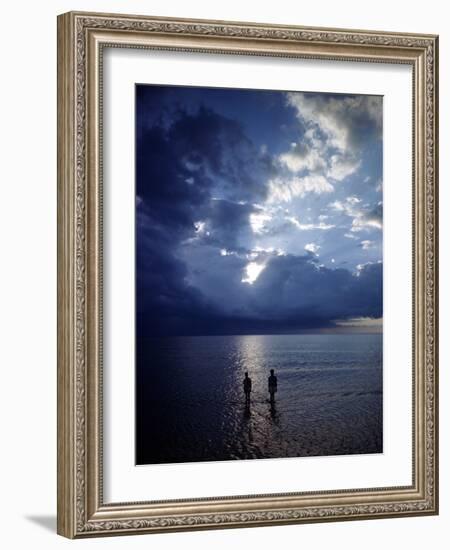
[136,84,383,336]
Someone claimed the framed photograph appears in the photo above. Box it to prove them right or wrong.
[57,11,439,538]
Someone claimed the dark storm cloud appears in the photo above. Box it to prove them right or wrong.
[138,225,383,335]
[136,97,276,334]
[199,199,258,250]
[136,105,272,227]
[239,256,382,325]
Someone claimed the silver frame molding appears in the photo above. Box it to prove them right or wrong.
[57,11,439,538]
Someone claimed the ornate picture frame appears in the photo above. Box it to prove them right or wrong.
[57,11,438,538]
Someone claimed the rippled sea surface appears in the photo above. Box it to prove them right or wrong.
[136,334,382,465]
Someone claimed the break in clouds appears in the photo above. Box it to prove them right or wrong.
[136,85,383,336]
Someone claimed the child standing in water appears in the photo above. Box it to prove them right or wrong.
[243,372,252,404]
[268,369,278,403]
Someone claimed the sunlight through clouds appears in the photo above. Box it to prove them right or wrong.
[286,216,335,231]
[241,262,266,284]
[249,212,272,234]
[305,243,321,255]
[267,175,334,203]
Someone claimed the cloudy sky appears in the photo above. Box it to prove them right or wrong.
[136,84,383,336]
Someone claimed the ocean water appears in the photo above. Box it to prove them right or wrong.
[136,333,382,465]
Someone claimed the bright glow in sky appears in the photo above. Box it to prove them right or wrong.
[241,262,266,284]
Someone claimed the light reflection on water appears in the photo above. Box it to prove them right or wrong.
[136,333,382,465]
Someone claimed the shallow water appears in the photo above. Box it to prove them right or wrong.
[136,333,382,464]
